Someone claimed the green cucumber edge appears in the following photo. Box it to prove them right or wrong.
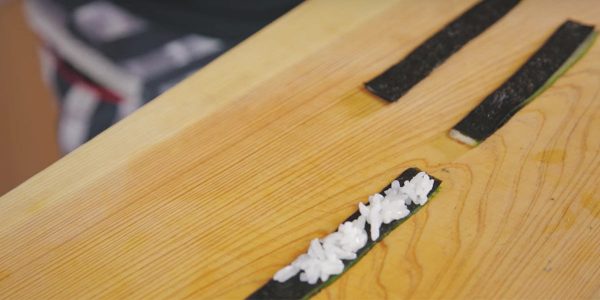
[300,185,443,300]
[477,30,598,145]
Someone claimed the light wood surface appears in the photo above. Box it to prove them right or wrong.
[1,0,599,298]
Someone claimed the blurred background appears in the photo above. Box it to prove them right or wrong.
[1,0,59,195]
[0,0,301,195]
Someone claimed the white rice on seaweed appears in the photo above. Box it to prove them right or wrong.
[274,172,434,284]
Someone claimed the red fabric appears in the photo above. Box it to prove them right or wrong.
[55,57,122,104]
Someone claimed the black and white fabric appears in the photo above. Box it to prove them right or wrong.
[25,0,301,153]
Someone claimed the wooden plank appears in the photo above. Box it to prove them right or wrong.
[0,0,598,298]
[320,41,600,299]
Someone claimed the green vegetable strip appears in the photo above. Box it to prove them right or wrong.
[451,20,597,146]
[365,0,520,102]
[248,168,442,300]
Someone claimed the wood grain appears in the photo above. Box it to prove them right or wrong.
[0,0,599,299]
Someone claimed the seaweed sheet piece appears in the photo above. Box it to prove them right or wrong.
[451,20,597,146]
[365,0,520,102]
[248,168,442,300]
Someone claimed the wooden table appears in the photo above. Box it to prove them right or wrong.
[1,0,599,298]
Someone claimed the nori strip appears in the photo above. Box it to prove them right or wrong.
[248,168,442,300]
[365,0,520,102]
[451,20,597,145]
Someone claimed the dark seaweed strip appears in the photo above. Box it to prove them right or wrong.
[248,168,442,300]
[452,20,596,144]
[365,0,520,102]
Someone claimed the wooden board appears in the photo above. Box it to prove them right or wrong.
[1,0,599,298]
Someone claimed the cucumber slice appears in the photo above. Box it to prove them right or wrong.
[365,0,520,102]
[451,20,597,146]
[248,168,442,300]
